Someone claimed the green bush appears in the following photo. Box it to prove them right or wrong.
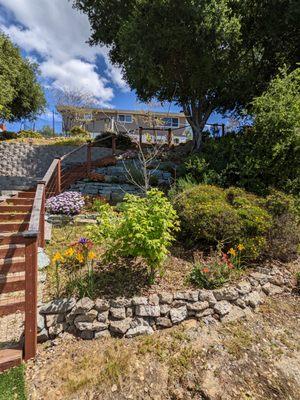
[70,125,90,137]
[172,184,272,260]
[18,129,41,138]
[94,132,133,149]
[189,260,232,289]
[89,189,179,281]
[0,130,17,140]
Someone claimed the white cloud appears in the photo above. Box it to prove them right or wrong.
[0,0,128,104]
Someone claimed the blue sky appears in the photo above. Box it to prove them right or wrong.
[0,0,227,133]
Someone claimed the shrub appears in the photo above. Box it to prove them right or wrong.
[94,132,133,149]
[0,130,18,140]
[46,191,85,215]
[18,129,41,138]
[69,126,90,137]
[263,190,300,261]
[89,189,179,281]
[172,184,272,260]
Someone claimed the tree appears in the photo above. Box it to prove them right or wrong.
[0,33,46,122]
[73,0,299,150]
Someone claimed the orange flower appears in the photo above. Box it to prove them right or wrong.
[227,262,234,269]
[202,267,210,274]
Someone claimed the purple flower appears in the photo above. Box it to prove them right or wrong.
[78,237,88,244]
[46,191,85,215]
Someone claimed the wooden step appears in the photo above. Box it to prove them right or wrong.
[0,275,25,294]
[6,198,34,206]
[0,222,29,233]
[0,349,22,372]
[0,245,24,258]
[0,296,25,317]
[0,205,32,213]
[17,192,36,199]
[0,233,25,245]
[0,256,25,273]
[0,213,30,222]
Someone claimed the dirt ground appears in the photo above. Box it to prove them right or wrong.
[25,292,300,400]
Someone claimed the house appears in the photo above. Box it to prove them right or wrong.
[57,106,190,144]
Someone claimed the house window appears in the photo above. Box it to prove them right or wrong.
[83,113,93,120]
[162,117,179,128]
[118,114,132,123]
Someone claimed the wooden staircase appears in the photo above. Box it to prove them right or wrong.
[0,190,35,372]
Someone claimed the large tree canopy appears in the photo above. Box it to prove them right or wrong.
[73,0,300,149]
[0,33,46,122]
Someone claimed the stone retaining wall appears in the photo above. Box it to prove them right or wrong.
[0,142,113,191]
[37,267,293,342]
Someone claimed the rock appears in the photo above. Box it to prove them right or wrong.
[74,311,97,324]
[213,287,239,301]
[126,307,134,318]
[250,272,269,285]
[172,300,186,307]
[94,299,110,312]
[92,321,108,332]
[38,247,50,270]
[110,298,131,308]
[160,304,170,316]
[97,311,109,323]
[158,292,173,304]
[110,307,126,320]
[221,306,246,323]
[235,298,247,309]
[73,297,95,314]
[262,283,284,296]
[196,308,214,319]
[202,315,218,325]
[37,314,45,332]
[135,305,160,317]
[199,290,217,305]
[149,294,159,305]
[214,301,232,316]
[37,328,49,343]
[170,306,188,324]
[75,320,107,332]
[187,301,209,312]
[269,275,285,286]
[125,319,153,338]
[132,297,148,306]
[109,318,132,335]
[156,317,173,328]
[173,292,186,300]
[95,330,111,339]
[45,314,64,328]
[81,330,94,340]
[236,281,252,295]
[243,291,264,308]
[49,323,65,337]
[40,298,76,314]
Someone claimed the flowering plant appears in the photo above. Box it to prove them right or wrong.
[46,191,85,215]
[51,237,96,298]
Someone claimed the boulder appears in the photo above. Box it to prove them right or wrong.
[221,306,246,323]
[132,297,148,306]
[109,318,132,335]
[262,283,284,296]
[187,301,209,312]
[40,298,76,314]
[110,307,126,320]
[196,308,214,319]
[73,297,95,314]
[135,305,160,317]
[94,299,110,312]
[81,330,94,340]
[199,290,217,305]
[97,311,109,323]
[110,298,131,308]
[95,330,111,339]
[213,287,239,301]
[125,319,153,338]
[149,294,159,305]
[243,291,264,308]
[214,301,232,316]
[158,292,173,304]
[160,304,171,316]
[37,328,49,343]
[170,306,188,324]
[236,281,252,295]
[156,317,173,328]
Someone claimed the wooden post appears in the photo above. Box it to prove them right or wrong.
[24,237,38,361]
[39,182,46,248]
[87,141,92,175]
[55,158,61,195]
[111,135,116,156]
[167,128,173,148]
[139,127,143,147]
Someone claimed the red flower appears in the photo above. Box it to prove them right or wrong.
[202,268,210,274]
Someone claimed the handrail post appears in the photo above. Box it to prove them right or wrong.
[24,236,38,361]
[167,128,173,148]
[87,141,92,175]
[55,158,61,195]
[139,127,143,147]
[111,134,116,156]
[39,182,46,248]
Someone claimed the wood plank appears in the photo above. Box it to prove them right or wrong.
[0,223,29,232]
[0,245,24,258]
[0,233,25,245]
[0,349,22,373]
[0,275,25,294]
[0,297,25,317]
[0,257,25,273]
[0,205,32,213]
[43,159,59,185]
[23,184,44,237]
[0,214,30,222]
[17,192,36,199]
[6,198,34,206]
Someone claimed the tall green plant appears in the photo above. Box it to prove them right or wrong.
[89,189,179,282]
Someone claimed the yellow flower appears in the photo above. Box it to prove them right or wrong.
[228,248,237,256]
[237,244,245,251]
[64,247,75,257]
[76,252,84,263]
[88,251,96,260]
[53,252,63,263]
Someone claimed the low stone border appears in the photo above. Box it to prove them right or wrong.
[37,267,294,342]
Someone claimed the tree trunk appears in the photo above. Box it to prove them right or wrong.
[183,101,212,152]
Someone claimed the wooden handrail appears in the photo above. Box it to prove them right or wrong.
[60,143,87,161]
[23,183,45,237]
[43,159,59,185]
